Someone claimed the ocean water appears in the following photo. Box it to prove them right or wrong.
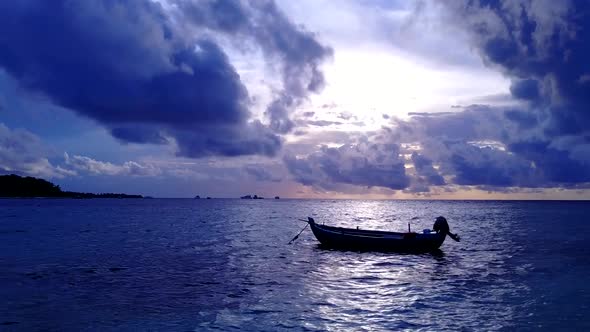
[1,199,589,331]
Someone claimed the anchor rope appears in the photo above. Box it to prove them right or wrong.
[288,222,310,244]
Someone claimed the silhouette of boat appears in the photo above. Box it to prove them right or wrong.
[306,216,460,253]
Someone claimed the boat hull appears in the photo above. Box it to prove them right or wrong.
[309,222,446,253]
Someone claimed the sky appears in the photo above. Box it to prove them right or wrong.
[1,0,590,199]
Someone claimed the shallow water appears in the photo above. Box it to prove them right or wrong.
[1,199,589,331]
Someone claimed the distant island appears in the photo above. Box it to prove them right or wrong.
[0,174,143,198]
[240,194,264,199]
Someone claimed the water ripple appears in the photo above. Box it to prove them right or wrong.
[1,199,590,330]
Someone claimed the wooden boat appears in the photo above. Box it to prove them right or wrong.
[306,216,460,253]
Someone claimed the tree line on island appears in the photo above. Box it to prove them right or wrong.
[0,174,143,198]
[1,174,283,200]
[194,194,280,199]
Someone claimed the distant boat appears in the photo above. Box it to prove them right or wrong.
[306,216,460,253]
[194,195,200,199]
[275,196,280,199]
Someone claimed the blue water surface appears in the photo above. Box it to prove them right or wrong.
[1,199,589,331]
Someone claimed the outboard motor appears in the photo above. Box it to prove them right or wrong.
[433,216,460,242]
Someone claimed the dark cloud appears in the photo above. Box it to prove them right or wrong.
[411,152,445,186]
[448,144,535,187]
[400,106,508,144]
[285,101,589,192]
[391,108,545,189]
[0,2,247,126]
[173,121,281,158]
[399,152,446,193]
[282,157,316,187]
[244,165,281,182]
[394,105,589,189]
[503,109,539,130]
[419,0,590,189]
[111,126,168,145]
[508,140,590,184]
[509,79,541,101]
[0,0,330,157]
[284,141,410,190]
[446,0,590,136]
[175,0,333,134]
[175,0,250,32]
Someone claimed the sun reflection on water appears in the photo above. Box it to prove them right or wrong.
[294,200,526,331]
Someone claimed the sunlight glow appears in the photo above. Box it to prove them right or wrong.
[308,45,511,126]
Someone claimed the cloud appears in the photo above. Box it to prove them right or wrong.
[304,120,343,127]
[389,1,484,69]
[284,140,410,190]
[396,152,446,193]
[172,120,281,158]
[386,107,562,189]
[0,123,74,178]
[284,100,590,193]
[243,165,282,182]
[508,140,590,184]
[174,0,333,133]
[405,105,590,189]
[0,0,330,158]
[444,0,590,136]
[510,78,541,101]
[111,126,169,145]
[64,152,161,177]
[337,112,356,121]
[411,152,445,186]
[447,143,536,187]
